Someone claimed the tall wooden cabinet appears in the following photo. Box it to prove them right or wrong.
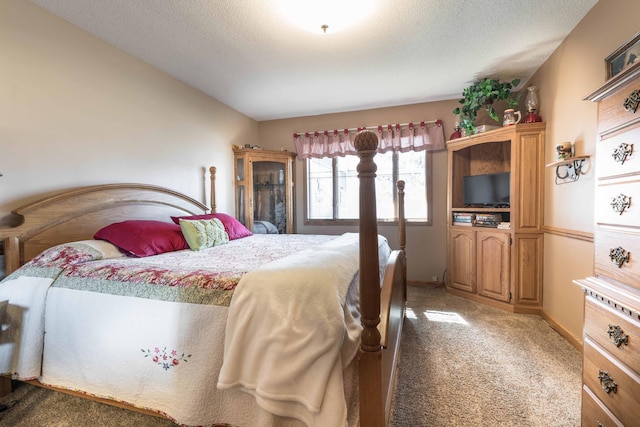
[446,123,545,314]
[233,148,296,234]
[576,67,640,426]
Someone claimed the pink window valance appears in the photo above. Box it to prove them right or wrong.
[293,119,445,160]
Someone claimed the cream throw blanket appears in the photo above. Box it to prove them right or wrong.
[217,233,366,427]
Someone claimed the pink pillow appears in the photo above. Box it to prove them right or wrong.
[171,213,252,240]
[94,220,188,257]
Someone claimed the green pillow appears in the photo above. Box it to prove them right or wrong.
[179,218,229,251]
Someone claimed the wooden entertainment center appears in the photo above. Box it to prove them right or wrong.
[446,123,546,314]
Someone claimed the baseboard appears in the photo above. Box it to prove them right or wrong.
[408,280,444,288]
[540,309,583,352]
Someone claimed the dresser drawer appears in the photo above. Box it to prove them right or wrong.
[597,126,640,180]
[582,385,624,427]
[584,296,640,374]
[598,79,640,134]
[583,337,640,426]
[595,177,640,227]
[595,229,640,291]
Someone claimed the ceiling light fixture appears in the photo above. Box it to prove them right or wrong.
[276,0,379,34]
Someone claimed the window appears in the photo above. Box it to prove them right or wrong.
[306,150,431,223]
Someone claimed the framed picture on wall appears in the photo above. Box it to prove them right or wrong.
[606,31,640,80]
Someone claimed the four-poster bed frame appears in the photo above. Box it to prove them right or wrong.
[0,131,406,426]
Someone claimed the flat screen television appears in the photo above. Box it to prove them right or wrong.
[463,172,510,207]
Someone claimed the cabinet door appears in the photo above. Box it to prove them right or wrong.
[476,231,511,302]
[512,233,543,306]
[234,156,250,227]
[449,229,476,293]
[252,159,290,234]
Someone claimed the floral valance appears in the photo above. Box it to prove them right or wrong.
[293,119,445,160]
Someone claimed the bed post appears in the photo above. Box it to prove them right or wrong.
[354,130,385,427]
[397,180,407,290]
[2,237,19,277]
[209,166,217,213]
[397,180,406,254]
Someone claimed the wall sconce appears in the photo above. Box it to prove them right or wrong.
[546,142,591,184]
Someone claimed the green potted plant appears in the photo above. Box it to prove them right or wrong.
[453,78,521,136]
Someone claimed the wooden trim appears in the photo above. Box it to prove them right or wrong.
[543,225,594,242]
[22,380,167,420]
[408,280,443,288]
[539,309,583,351]
[585,58,640,102]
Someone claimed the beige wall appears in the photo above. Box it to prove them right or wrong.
[258,100,459,283]
[531,0,640,344]
[0,0,257,227]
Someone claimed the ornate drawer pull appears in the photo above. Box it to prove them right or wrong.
[609,246,630,268]
[607,324,629,347]
[610,193,631,215]
[598,370,618,394]
[623,89,640,113]
[612,142,633,165]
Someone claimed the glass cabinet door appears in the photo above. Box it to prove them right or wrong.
[235,157,247,226]
[252,160,288,233]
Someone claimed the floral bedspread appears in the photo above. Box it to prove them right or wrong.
[18,234,337,307]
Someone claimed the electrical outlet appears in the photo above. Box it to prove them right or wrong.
[431,275,438,282]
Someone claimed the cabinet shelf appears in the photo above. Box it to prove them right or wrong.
[545,155,590,167]
[451,207,511,213]
[451,224,511,231]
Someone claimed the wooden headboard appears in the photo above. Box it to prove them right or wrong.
[0,167,218,276]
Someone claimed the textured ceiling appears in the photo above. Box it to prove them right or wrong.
[29,0,598,121]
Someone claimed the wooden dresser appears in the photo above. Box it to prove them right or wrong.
[577,67,640,425]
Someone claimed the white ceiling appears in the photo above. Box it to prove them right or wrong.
[29,0,598,121]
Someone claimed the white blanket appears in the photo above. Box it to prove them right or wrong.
[217,233,365,427]
[0,276,54,379]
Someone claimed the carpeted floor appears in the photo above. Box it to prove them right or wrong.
[0,285,582,426]
[390,286,582,426]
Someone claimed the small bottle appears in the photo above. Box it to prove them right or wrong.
[278,169,284,185]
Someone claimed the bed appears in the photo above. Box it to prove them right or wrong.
[0,131,406,427]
